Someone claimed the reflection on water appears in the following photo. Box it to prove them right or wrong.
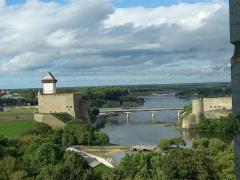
[101,95,234,146]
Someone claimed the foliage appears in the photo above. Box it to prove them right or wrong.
[95,132,110,145]
[0,122,101,179]
[159,139,171,150]
[53,112,74,123]
[61,121,109,146]
[184,104,192,115]
[191,114,240,133]
[159,136,186,150]
[108,138,235,180]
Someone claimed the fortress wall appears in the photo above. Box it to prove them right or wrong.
[203,97,232,112]
[34,113,65,129]
[38,93,76,118]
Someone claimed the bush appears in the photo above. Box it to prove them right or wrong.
[95,132,109,145]
[191,114,240,133]
[159,139,171,150]
[53,113,74,123]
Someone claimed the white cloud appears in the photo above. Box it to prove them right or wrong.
[104,2,223,30]
[0,0,232,88]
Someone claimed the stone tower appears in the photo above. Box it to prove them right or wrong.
[192,99,203,123]
[42,72,57,94]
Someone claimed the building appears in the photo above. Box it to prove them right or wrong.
[182,97,232,129]
[192,97,232,121]
[0,89,7,97]
[35,72,90,128]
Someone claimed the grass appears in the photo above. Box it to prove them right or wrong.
[0,108,36,115]
[0,119,37,139]
[94,164,112,175]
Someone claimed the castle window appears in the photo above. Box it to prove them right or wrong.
[66,106,69,108]
[210,106,212,108]
[214,106,217,108]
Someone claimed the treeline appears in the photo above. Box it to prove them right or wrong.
[0,98,30,106]
[104,138,235,180]
[126,83,231,98]
[176,87,231,98]
[0,89,38,106]
[0,122,109,179]
[81,87,143,108]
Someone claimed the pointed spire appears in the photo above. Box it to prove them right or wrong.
[42,72,57,83]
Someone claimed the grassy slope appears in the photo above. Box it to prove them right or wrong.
[0,119,37,139]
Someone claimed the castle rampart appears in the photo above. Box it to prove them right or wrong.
[182,96,232,129]
[192,97,232,117]
[38,92,90,121]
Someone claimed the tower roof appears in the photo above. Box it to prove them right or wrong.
[42,72,57,83]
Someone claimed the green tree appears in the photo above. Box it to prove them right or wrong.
[159,139,171,150]
[95,132,109,145]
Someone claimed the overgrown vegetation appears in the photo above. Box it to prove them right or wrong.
[53,113,74,123]
[191,114,240,133]
[104,138,235,180]
[0,121,110,179]
[159,137,186,150]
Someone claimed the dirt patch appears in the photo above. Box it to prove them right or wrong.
[0,114,34,121]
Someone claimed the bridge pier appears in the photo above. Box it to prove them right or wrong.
[150,111,157,122]
[177,110,181,121]
[124,112,131,123]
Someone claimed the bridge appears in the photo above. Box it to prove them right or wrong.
[100,107,184,113]
[99,107,185,122]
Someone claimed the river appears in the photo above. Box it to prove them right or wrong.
[101,95,234,146]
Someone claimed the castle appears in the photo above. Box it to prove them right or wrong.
[182,97,232,129]
[34,72,90,128]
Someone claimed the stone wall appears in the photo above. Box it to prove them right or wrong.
[34,113,65,129]
[183,97,232,129]
[38,92,76,117]
[203,97,232,112]
[181,114,196,129]
[192,97,232,117]
[38,92,90,122]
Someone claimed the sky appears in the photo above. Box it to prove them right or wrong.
[0,0,233,88]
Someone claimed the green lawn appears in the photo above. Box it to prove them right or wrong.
[0,119,37,139]
[0,108,36,115]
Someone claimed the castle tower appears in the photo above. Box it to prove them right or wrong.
[42,72,57,94]
[192,99,203,123]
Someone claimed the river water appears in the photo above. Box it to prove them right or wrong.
[101,95,234,146]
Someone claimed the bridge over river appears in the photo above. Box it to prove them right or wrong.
[99,107,185,122]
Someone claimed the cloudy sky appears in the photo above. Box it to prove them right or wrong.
[0,0,233,88]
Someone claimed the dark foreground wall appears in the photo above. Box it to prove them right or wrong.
[234,135,240,179]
